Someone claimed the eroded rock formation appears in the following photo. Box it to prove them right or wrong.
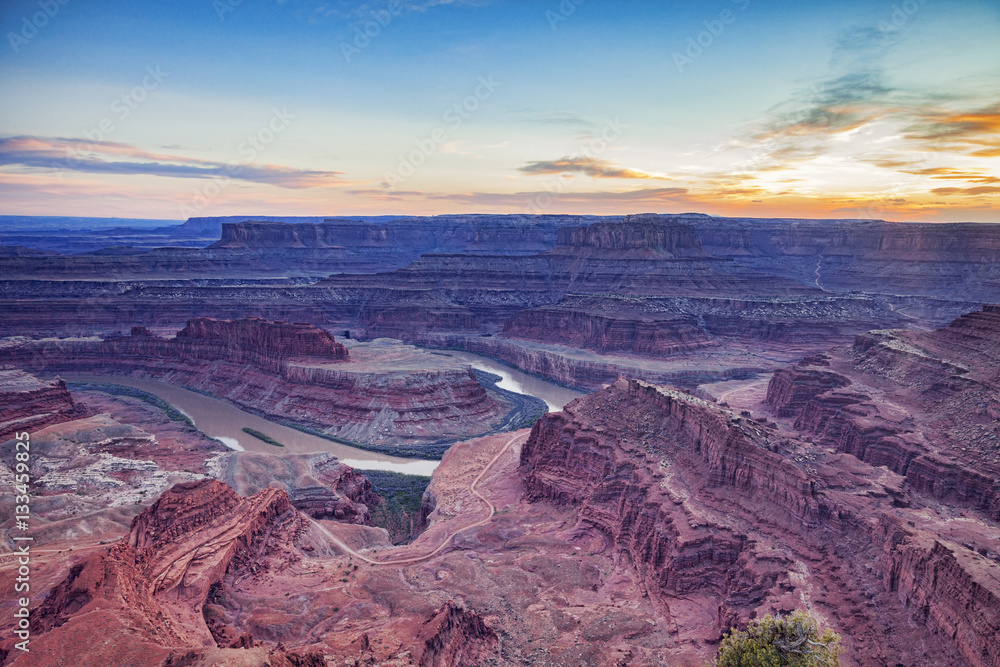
[521,378,1000,666]
[226,452,382,524]
[0,319,511,448]
[175,316,349,371]
[0,368,86,442]
[766,305,1000,520]
[16,480,324,666]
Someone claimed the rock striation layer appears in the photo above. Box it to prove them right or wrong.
[16,480,330,666]
[690,217,1000,302]
[174,316,348,371]
[0,368,86,441]
[520,378,1000,666]
[766,306,1000,520]
[0,319,510,449]
[552,215,711,257]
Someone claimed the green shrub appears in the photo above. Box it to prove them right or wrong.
[714,610,841,667]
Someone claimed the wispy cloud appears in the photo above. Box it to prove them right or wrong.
[0,136,343,189]
[896,166,1000,183]
[508,108,595,128]
[930,185,1000,196]
[280,0,489,22]
[426,187,691,206]
[519,157,666,180]
[709,21,999,210]
[902,103,1000,157]
[348,188,425,201]
[737,26,902,170]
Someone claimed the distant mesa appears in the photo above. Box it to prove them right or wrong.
[552,215,711,258]
[210,220,349,249]
[175,316,350,364]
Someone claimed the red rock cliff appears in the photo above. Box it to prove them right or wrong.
[521,378,1000,666]
[174,316,348,371]
[28,479,300,661]
[766,306,1000,520]
[0,368,86,441]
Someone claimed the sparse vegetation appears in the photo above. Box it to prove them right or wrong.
[365,470,432,544]
[713,610,841,667]
[68,382,193,425]
[241,427,284,447]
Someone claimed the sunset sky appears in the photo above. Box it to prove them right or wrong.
[1,0,998,221]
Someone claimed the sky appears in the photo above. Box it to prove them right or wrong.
[0,0,998,222]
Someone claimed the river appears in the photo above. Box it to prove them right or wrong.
[431,350,581,412]
[61,352,581,477]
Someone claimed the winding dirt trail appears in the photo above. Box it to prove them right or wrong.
[311,431,529,567]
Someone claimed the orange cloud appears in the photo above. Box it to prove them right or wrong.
[519,157,666,180]
[930,186,1000,196]
[904,102,1000,157]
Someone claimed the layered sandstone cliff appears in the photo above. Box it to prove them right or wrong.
[0,368,86,441]
[766,306,1000,520]
[552,215,711,257]
[690,217,1000,302]
[31,480,293,643]
[521,378,1000,666]
[174,316,348,371]
[502,306,715,356]
[0,319,510,448]
[16,480,331,665]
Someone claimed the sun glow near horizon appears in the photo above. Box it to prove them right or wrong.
[0,0,997,222]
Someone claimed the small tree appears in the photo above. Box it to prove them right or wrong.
[714,610,841,667]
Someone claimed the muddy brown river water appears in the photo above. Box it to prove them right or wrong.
[62,352,581,477]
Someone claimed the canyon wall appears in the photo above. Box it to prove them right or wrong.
[521,378,1000,666]
[0,319,510,448]
[503,307,715,356]
[766,306,1000,520]
[174,316,348,371]
[18,480,332,666]
[0,369,87,442]
[552,215,710,257]
[690,218,1000,302]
